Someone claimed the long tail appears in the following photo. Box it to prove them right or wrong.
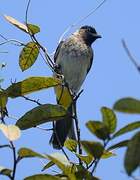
[50,106,76,149]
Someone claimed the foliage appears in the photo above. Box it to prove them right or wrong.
[0,11,139,180]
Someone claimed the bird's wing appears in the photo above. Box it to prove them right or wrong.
[54,41,64,63]
[87,48,93,74]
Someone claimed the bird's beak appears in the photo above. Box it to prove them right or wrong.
[94,34,102,39]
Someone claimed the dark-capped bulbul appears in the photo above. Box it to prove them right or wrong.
[50,25,101,149]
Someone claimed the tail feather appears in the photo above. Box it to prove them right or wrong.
[50,106,76,149]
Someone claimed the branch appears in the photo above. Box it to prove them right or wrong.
[10,141,17,180]
[0,144,12,149]
[25,0,55,72]
[21,95,42,106]
[0,39,25,46]
[25,0,31,24]
[36,126,53,131]
[0,33,8,41]
[122,39,140,72]
[59,0,107,42]
[91,139,109,174]
[72,90,84,165]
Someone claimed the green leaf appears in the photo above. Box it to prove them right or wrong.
[4,15,28,33]
[19,42,40,71]
[41,161,55,171]
[24,174,60,180]
[86,121,110,140]
[46,152,72,173]
[18,147,45,159]
[101,107,117,133]
[4,15,40,35]
[27,24,40,34]
[101,150,116,159]
[113,97,140,114]
[113,121,140,138]
[81,141,104,159]
[76,154,93,165]
[6,76,61,98]
[0,166,12,178]
[75,165,99,180]
[124,131,140,176]
[108,140,129,151]
[64,139,77,152]
[46,153,76,179]
[16,104,67,130]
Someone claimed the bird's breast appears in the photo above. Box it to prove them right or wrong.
[56,40,93,93]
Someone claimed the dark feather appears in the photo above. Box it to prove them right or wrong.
[54,41,64,63]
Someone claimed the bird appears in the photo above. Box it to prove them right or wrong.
[50,25,101,149]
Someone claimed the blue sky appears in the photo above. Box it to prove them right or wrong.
[0,0,140,179]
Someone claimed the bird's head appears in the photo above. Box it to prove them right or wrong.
[78,25,101,45]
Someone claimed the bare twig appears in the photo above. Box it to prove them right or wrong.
[25,0,31,24]
[32,34,55,71]
[122,39,140,72]
[36,126,53,131]
[74,89,84,101]
[21,95,42,106]
[25,0,55,72]
[0,33,8,41]
[10,141,17,180]
[91,139,109,174]
[73,102,82,165]
[72,90,84,165]
[87,159,96,170]
[0,39,25,46]
[0,144,12,149]
[59,0,107,42]
[0,51,8,54]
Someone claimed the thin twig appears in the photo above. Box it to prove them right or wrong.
[122,39,140,72]
[36,126,53,131]
[21,95,42,106]
[0,51,8,54]
[10,141,17,180]
[91,140,109,174]
[25,0,55,72]
[74,89,84,101]
[87,159,96,170]
[0,39,25,46]
[0,144,12,149]
[73,89,84,161]
[59,0,107,42]
[0,33,8,41]
[32,35,55,71]
[73,104,82,164]
[25,0,31,24]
